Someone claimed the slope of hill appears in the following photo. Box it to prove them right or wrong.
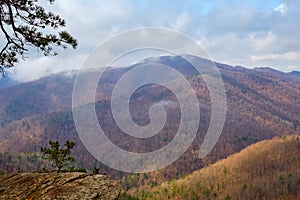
[0,55,299,183]
[122,135,300,200]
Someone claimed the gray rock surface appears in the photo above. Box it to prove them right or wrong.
[0,172,121,199]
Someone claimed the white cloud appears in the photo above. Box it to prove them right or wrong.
[11,53,87,82]
[4,0,300,82]
[251,52,300,61]
[171,13,191,32]
[274,4,287,15]
[286,65,299,71]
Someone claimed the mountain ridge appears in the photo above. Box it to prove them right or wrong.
[1,55,299,87]
[0,55,299,184]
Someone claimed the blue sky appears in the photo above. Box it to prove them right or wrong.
[4,0,300,81]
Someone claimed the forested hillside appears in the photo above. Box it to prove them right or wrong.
[122,135,300,200]
[0,56,299,184]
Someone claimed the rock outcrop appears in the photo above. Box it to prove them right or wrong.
[0,172,121,199]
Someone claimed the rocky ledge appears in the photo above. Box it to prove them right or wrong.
[0,172,121,200]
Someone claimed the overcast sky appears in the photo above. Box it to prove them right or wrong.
[5,0,300,82]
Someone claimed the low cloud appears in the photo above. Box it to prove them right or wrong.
[11,53,87,82]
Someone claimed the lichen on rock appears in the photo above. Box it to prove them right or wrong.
[0,172,121,200]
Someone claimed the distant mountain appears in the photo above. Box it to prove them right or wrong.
[0,76,18,88]
[123,135,300,200]
[0,55,299,182]
[0,72,75,126]
[290,70,300,76]
[254,67,300,84]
